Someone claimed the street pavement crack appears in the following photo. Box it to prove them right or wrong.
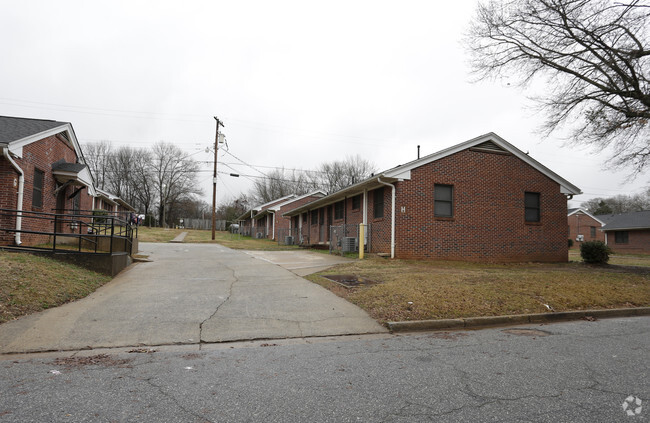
[138,375,214,423]
[198,265,238,348]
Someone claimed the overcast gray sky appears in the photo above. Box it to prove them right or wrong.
[1,0,646,208]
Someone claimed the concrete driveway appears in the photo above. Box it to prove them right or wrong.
[242,249,354,276]
[0,243,386,354]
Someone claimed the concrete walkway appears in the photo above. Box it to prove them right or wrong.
[242,250,354,276]
[0,243,385,354]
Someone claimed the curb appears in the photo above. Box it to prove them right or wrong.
[386,307,650,333]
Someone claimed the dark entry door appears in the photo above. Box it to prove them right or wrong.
[55,188,66,233]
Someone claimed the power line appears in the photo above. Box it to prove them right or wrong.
[222,149,269,178]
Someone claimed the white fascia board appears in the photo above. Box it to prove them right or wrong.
[116,198,135,211]
[603,225,650,231]
[7,124,74,158]
[568,208,606,225]
[256,194,296,210]
[283,180,387,217]
[272,190,327,211]
[383,132,582,195]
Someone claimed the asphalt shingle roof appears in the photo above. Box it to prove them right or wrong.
[596,210,650,230]
[52,160,87,173]
[0,116,68,144]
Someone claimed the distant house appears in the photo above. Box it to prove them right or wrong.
[285,133,582,262]
[236,194,296,239]
[568,208,605,245]
[95,188,136,216]
[255,191,326,243]
[597,210,650,253]
[236,191,326,241]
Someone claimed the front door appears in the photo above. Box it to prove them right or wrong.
[55,188,66,233]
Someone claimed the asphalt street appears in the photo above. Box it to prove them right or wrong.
[1,316,648,422]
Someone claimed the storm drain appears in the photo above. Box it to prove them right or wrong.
[502,328,551,337]
[323,275,379,288]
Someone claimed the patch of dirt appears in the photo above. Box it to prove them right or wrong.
[502,328,551,337]
[323,274,379,288]
[427,332,468,340]
[181,353,202,360]
[128,348,156,354]
[53,354,133,369]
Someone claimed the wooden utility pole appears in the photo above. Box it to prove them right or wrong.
[211,116,224,240]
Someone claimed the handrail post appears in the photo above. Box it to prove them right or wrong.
[53,214,57,251]
[110,217,114,254]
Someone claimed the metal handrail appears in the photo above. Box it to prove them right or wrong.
[0,208,134,255]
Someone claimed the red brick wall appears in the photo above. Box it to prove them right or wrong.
[394,148,569,262]
[568,212,605,245]
[0,134,88,246]
[274,195,323,239]
[305,205,333,244]
[607,229,650,253]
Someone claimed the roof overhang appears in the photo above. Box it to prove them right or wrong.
[52,166,96,195]
[7,123,82,159]
[284,176,401,217]
[235,194,298,221]
[95,189,118,206]
[602,225,650,231]
[116,198,135,212]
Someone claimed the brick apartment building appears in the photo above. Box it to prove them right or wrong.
[567,208,605,245]
[285,133,582,262]
[237,191,325,241]
[598,210,650,253]
[0,116,134,247]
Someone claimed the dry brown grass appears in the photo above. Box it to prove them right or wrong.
[307,256,650,323]
[137,227,300,250]
[0,251,111,323]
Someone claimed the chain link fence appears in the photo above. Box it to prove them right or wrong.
[276,227,301,246]
[329,224,371,255]
[181,218,225,230]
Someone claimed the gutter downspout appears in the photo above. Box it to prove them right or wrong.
[2,146,24,245]
[377,177,395,258]
[271,211,275,240]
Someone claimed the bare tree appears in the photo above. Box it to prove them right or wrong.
[130,148,155,221]
[251,168,318,203]
[105,146,138,206]
[82,140,112,190]
[151,142,202,227]
[315,155,377,194]
[467,0,650,175]
[250,155,376,203]
[582,188,650,214]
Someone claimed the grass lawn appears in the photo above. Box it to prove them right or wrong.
[0,251,111,323]
[136,227,300,250]
[569,250,650,267]
[307,256,650,324]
